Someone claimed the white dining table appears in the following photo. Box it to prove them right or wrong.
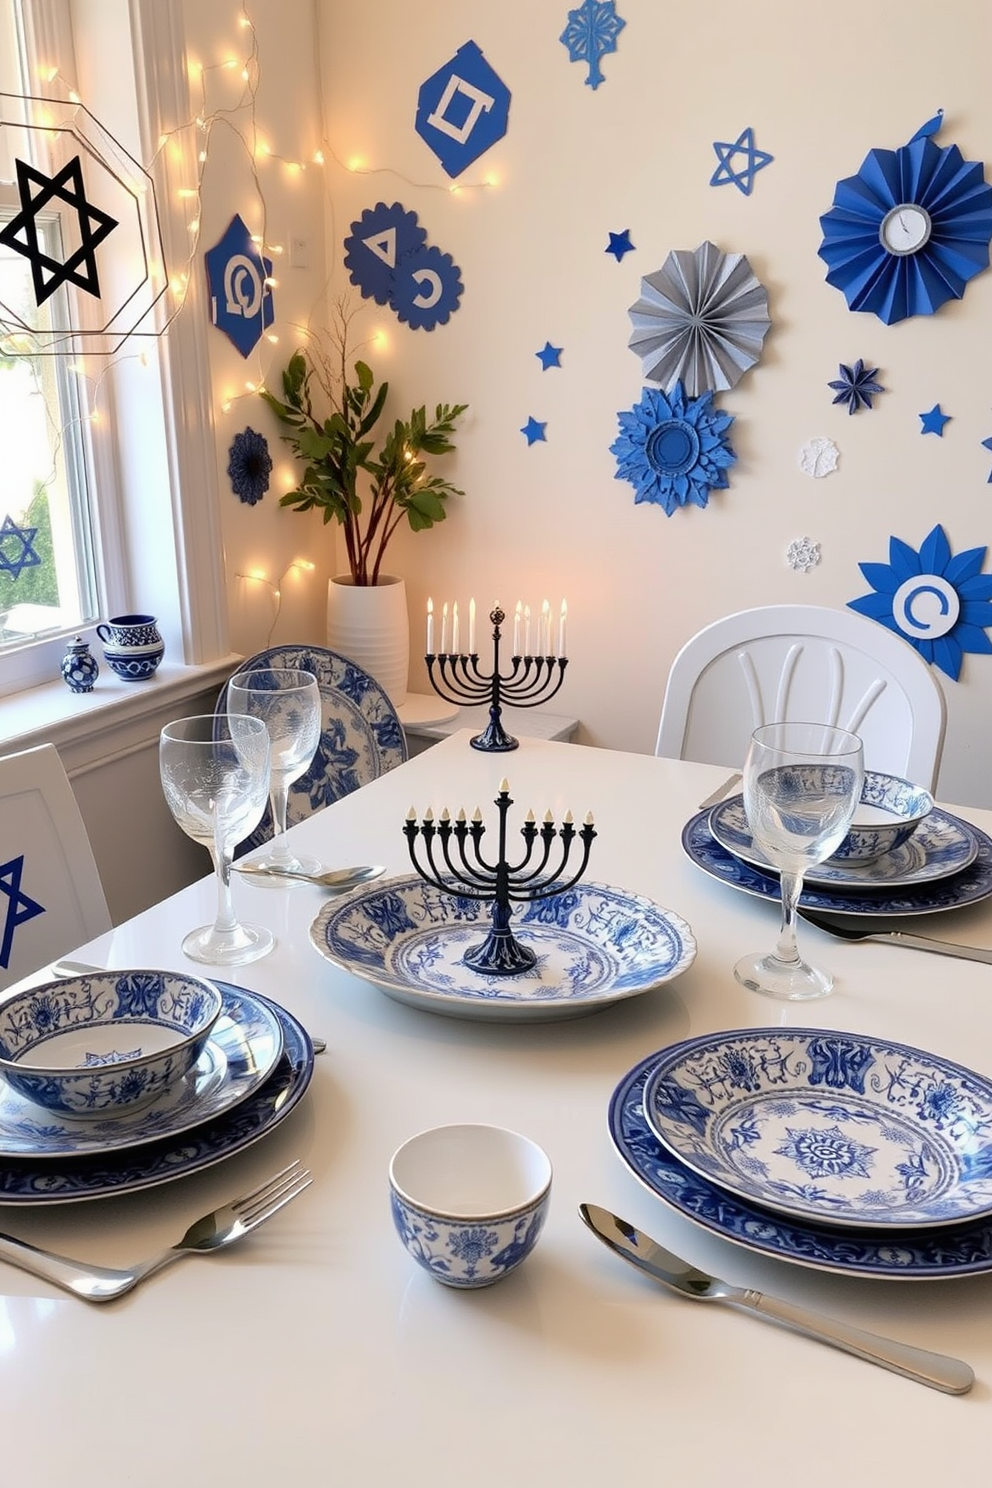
[4,730,992,1487]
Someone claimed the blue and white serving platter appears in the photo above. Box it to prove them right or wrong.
[610,1048,992,1279]
[0,986,311,1204]
[310,876,697,1022]
[0,984,283,1160]
[643,1028,992,1229]
[708,795,977,890]
[682,807,992,917]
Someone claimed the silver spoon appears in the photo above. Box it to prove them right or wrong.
[579,1203,974,1395]
[233,862,386,890]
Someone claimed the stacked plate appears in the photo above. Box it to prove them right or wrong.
[681,792,992,918]
[0,981,314,1205]
[610,1027,992,1279]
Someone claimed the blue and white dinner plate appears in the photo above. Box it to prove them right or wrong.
[682,807,992,917]
[643,1027,992,1229]
[708,795,977,890]
[0,986,312,1204]
[310,876,697,1021]
[610,1047,992,1279]
[0,984,283,1160]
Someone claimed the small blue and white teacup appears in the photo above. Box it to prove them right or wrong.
[389,1123,552,1288]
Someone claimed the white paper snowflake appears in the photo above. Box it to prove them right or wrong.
[787,536,821,573]
[798,437,839,478]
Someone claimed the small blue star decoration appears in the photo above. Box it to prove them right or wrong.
[560,0,626,90]
[849,523,992,681]
[982,436,992,481]
[521,417,547,445]
[536,341,563,370]
[919,405,951,436]
[710,126,774,196]
[0,855,45,971]
[611,382,736,516]
[828,359,884,415]
[227,427,273,506]
[606,229,634,261]
[0,514,41,578]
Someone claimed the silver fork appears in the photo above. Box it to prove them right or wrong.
[0,1159,312,1303]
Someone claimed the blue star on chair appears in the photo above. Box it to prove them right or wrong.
[0,515,41,578]
[536,341,563,370]
[521,417,547,445]
[920,405,951,436]
[606,229,634,261]
[0,856,45,970]
[710,126,774,196]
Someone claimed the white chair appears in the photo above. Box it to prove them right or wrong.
[0,743,112,992]
[655,604,946,791]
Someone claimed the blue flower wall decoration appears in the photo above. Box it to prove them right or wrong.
[227,427,273,506]
[818,119,992,324]
[342,203,462,331]
[849,523,992,680]
[828,359,884,414]
[611,383,736,516]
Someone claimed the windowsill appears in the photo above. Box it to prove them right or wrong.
[0,656,243,777]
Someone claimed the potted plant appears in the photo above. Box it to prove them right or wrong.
[259,311,467,705]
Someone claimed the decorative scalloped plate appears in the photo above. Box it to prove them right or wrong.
[310,876,696,1022]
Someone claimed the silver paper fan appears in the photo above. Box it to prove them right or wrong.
[627,241,771,396]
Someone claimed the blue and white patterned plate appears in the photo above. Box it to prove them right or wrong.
[708,796,977,890]
[310,876,697,1021]
[0,984,283,1160]
[217,645,407,855]
[643,1027,992,1229]
[610,1048,992,1279]
[682,807,992,917]
[0,987,311,1204]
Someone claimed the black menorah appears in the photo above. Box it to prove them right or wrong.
[403,780,596,975]
[426,604,568,752]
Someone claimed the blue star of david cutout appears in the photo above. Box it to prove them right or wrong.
[521,417,547,445]
[606,229,634,261]
[0,515,41,579]
[710,127,774,196]
[536,341,563,369]
[0,155,118,306]
[920,404,951,436]
[0,856,45,970]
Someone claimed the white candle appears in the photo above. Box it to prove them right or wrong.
[452,600,460,654]
[541,599,551,655]
[513,601,522,655]
[524,604,532,656]
[558,599,567,658]
[441,601,449,654]
[426,597,434,653]
[468,597,476,653]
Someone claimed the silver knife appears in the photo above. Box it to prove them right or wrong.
[579,1203,974,1395]
[696,772,742,810]
[798,911,992,964]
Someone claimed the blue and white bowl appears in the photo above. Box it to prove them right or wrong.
[0,970,222,1117]
[102,641,165,681]
[829,770,934,864]
[389,1124,552,1288]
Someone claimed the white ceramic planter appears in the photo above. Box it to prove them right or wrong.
[326,573,409,706]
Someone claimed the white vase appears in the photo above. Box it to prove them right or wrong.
[326,573,410,706]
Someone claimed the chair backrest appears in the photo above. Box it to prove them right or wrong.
[0,743,112,991]
[655,605,946,791]
[216,644,409,854]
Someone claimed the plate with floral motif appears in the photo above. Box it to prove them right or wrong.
[642,1028,992,1229]
[310,876,696,1021]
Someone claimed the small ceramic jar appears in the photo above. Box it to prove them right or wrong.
[60,636,99,693]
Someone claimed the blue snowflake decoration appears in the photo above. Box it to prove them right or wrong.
[611,382,736,516]
[0,514,41,578]
[415,41,511,179]
[560,0,626,90]
[343,202,427,307]
[204,214,274,358]
[227,427,272,506]
[818,120,992,324]
[391,244,463,331]
[710,127,774,196]
[828,359,884,414]
[849,523,992,681]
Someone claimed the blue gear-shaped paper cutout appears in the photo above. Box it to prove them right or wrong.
[390,244,463,331]
[343,203,427,306]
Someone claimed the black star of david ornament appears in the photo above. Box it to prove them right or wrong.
[0,155,119,306]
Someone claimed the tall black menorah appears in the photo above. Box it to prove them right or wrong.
[426,604,568,752]
[404,780,596,975]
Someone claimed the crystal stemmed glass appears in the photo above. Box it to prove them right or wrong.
[226,667,323,879]
[734,721,865,1000]
[159,714,275,965]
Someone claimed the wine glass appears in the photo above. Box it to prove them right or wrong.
[227,667,323,879]
[734,721,865,1000]
[159,714,275,966]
